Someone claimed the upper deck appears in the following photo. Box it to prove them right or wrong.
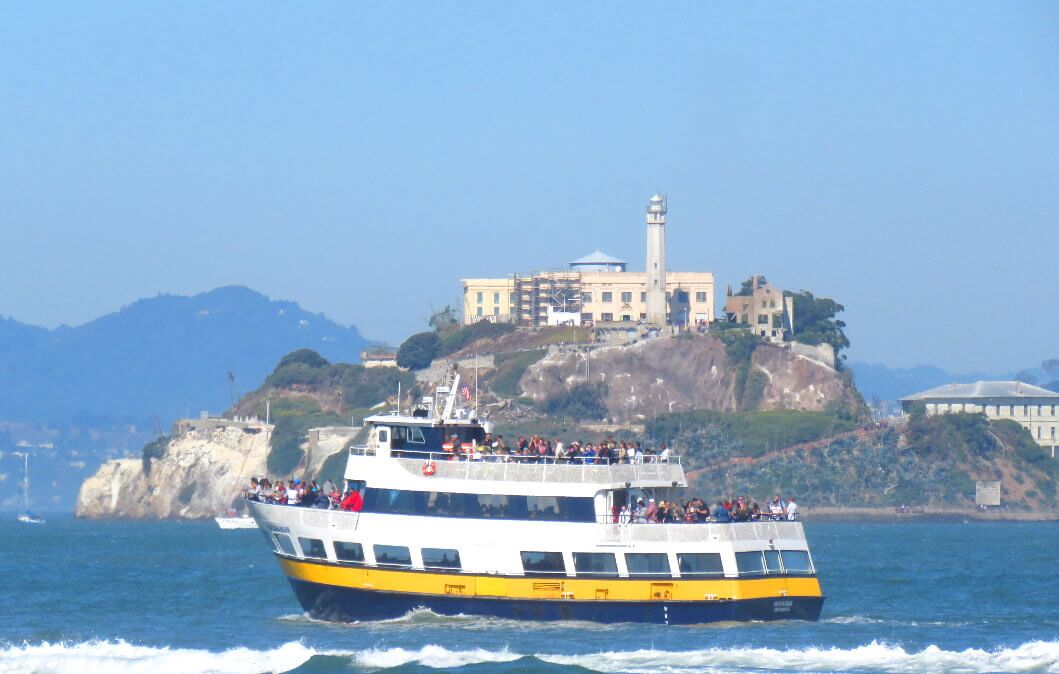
[345,447,687,494]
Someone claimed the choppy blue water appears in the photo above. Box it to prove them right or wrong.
[2,517,1058,673]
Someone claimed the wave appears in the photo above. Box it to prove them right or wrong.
[3,639,1059,673]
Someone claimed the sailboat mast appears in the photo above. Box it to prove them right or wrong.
[20,452,29,513]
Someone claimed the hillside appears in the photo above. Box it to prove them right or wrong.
[0,286,369,426]
[686,414,1058,512]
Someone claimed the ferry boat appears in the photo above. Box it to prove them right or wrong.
[247,373,824,624]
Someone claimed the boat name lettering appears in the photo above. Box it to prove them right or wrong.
[773,599,793,613]
[266,524,291,533]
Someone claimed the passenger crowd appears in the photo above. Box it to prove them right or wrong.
[433,433,674,464]
[615,495,799,523]
[244,477,363,512]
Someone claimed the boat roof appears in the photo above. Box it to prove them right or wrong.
[362,412,483,427]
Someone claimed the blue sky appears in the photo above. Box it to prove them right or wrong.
[1,2,1056,372]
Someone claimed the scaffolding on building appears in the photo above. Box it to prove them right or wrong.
[512,270,583,325]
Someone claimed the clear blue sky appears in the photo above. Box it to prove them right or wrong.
[1,2,1056,372]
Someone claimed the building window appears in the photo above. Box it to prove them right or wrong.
[640,292,646,302]
[582,292,592,304]
[621,292,632,303]
[476,292,483,303]
[600,313,613,322]
[621,314,631,322]
[761,300,767,309]
[757,314,769,324]
[602,292,613,303]
[770,300,776,308]
[510,292,516,304]
[695,292,707,302]
[476,307,482,316]
[639,312,646,320]
[493,292,500,304]
[493,307,499,316]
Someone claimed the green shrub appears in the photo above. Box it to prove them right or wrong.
[491,349,546,398]
[141,435,170,475]
[266,349,332,388]
[266,397,344,475]
[542,383,609,420]
[397,332,441,370]
[438,321,516,357]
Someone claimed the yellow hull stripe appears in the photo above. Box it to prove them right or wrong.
[278,557,823,602]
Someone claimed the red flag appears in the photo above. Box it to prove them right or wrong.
[461,386,471,401]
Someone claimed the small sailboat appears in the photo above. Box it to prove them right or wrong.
[15,452,45,524]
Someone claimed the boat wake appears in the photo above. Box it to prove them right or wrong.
[4,638,1059,673]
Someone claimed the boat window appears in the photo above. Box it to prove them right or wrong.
[362,488,595,523]
[378,429,389,444]
[260,528,279,552]
[273,533,297,557]
[374,545,412,568]
[298,537,327,560]
[520,551,566,576]
[625,553,671,577]
[408,426,426,444]
[763,550,782,574]
[422,547,462,570]
[334,541,365,563]
[676,553,724,577]
[735,551,766,576]
[780,550,814,575]
[573,552,618,577]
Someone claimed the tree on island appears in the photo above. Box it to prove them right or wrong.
[396,331,441,370]
[785,290,850,357]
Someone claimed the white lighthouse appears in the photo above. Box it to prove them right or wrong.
[645,192,667,325]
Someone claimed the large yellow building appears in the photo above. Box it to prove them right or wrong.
[462,268,715,327]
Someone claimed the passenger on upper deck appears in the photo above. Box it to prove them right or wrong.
[340,488,363,512]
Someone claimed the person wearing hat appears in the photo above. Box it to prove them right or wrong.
[632,497,647,523]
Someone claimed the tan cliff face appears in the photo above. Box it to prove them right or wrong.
[519,336,854,421]
[76,424,272,519]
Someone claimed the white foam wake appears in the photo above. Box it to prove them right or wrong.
[0,640,316,674]
[2,639,1058,673]
[540,640,1059,673]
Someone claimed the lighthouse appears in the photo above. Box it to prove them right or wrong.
[645,192,667,324]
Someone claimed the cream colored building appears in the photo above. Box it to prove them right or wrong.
[723,275,791,343]
[900,381,1059,455]
[462,265,714,326]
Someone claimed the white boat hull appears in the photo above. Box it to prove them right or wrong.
[215,516,258,529]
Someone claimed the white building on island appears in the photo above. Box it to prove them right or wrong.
[900,381,1059,456]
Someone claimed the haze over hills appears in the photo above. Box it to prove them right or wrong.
[0,286,369,427]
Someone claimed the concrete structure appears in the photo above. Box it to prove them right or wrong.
[360,350,400,369]
[645,193,667,325]
[900,381,1059,455]
[724,275,789,342]
[461,193,714,327]
[172,416,264,437]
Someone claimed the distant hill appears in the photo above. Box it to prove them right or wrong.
[849,361,1002,402]
[0,286,369,426]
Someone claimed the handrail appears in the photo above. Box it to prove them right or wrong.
[348,446,682,466]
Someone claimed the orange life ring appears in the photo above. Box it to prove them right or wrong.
[421,461,437,476]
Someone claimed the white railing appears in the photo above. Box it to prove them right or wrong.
[597,520,806,545]
[379,453,686,486]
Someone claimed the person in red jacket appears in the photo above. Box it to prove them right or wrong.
[340,488,363,512]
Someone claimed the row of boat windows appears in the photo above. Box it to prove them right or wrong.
[272,533,814,578]
[361,488,597,522]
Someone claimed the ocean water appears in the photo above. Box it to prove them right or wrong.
[1,518,1058,673]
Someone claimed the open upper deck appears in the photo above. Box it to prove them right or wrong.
[346,447,687,492]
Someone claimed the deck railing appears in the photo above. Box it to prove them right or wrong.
[347,448,686,485]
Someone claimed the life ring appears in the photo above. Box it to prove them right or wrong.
[421,461,438,476]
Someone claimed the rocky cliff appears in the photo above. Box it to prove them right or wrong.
[518,336,859,422]
[76,424,271,519]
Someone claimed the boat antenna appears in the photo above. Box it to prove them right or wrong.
[474,352,479,417]
[397,381,401,415]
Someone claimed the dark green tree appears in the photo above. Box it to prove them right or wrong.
[397,331,442,370]
[785,290,850,356]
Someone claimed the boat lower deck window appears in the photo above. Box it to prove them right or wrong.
[780,550,814,575]
[362,488,595,522]
[676,553,724,577]
[625,553,671,577]
[273,533,297,557]
[521,551,566,576]
[422,547,462,570]
[298,537,327,560]
[573,552,618,577]
[764,550,782,574]
[374,544,412,568]
[736,551,766,576]
[334,541,365,563]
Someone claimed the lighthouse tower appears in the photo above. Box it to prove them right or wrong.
[645,192,667,325]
